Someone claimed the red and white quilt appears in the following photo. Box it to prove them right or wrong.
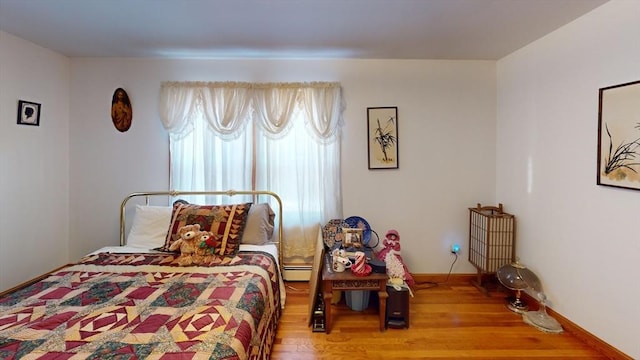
[0,251,281,360]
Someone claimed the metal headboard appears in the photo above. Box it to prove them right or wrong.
[119,190,284,274]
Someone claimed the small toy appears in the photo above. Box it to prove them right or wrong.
[169,224,201,266]
[195,230,220,264]
[376,229,415,287]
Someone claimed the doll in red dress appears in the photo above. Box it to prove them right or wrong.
[376,229,415,288]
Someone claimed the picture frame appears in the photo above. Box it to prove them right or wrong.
[596,80,640,191]
[17,100,41,126]
[367,106,398,169]
[342,227,363,249]
[111,88,133,132]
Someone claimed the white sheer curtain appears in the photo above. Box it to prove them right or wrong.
[159,81,344,266]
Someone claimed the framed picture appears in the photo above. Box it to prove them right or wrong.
[342,227,363,249]
[17,100,41,126]
[111,88,132,132]
[597,80,640,191]
[367,106,398,169]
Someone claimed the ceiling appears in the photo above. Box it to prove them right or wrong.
[0,0,607,60]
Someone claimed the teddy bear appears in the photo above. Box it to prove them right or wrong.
[169,224,201,266]
[193,230,220,264]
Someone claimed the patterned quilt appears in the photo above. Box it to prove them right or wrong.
[0,251,281,360]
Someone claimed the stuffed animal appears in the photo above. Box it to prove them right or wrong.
[169,224,201,266]
[194,230,219,264]
[376,229,415,287]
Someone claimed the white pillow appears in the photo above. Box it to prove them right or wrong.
[126,205,172,249]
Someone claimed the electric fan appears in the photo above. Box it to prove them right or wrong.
[496,260,530,313]
[497,260,563,333]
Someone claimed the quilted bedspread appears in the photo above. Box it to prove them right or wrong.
[0,251,281,360]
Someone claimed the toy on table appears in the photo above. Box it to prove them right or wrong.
[376,229,415,288]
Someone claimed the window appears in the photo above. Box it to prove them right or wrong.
[159,82,344,268]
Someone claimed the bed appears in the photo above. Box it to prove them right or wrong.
[0,190,285,360]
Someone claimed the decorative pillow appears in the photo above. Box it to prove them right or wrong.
[126,205,173,249]
[158,202,252,256]
[241,203,275,245]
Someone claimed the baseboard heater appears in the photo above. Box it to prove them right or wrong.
[284,265,312,281]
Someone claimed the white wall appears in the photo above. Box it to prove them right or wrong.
[0,31,70,291]
[496,1,640,358]
[2,2,637,356]
[68,58,496,274]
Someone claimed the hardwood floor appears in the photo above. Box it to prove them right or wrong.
[272,281,611,360]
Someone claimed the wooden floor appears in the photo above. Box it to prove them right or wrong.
[272,281,609,360]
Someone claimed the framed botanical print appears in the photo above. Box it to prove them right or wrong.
[597,80,640,191]
[367,106,398,169]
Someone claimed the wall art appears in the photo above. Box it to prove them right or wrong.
[367,106,398,169]
[111,88,133,132]
[597,80,640,191]
[17,100,41,126]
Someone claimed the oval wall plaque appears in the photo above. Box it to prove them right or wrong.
[111,88,132,132]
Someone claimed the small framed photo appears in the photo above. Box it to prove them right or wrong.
[368,106,399,169]
[342,227,364,249]
[17,100,41,126]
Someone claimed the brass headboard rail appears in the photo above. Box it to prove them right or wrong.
[119,190,284,274]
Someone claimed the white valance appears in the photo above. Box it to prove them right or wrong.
[159,81,344,142]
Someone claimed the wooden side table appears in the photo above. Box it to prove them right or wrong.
[322,253,388,334]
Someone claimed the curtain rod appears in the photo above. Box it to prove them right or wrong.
[160,81,341,89]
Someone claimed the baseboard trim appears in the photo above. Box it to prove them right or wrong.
[412,273,631,360]
[521,292,633,360]
[412,273,478,285]
[0,264,71,297]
